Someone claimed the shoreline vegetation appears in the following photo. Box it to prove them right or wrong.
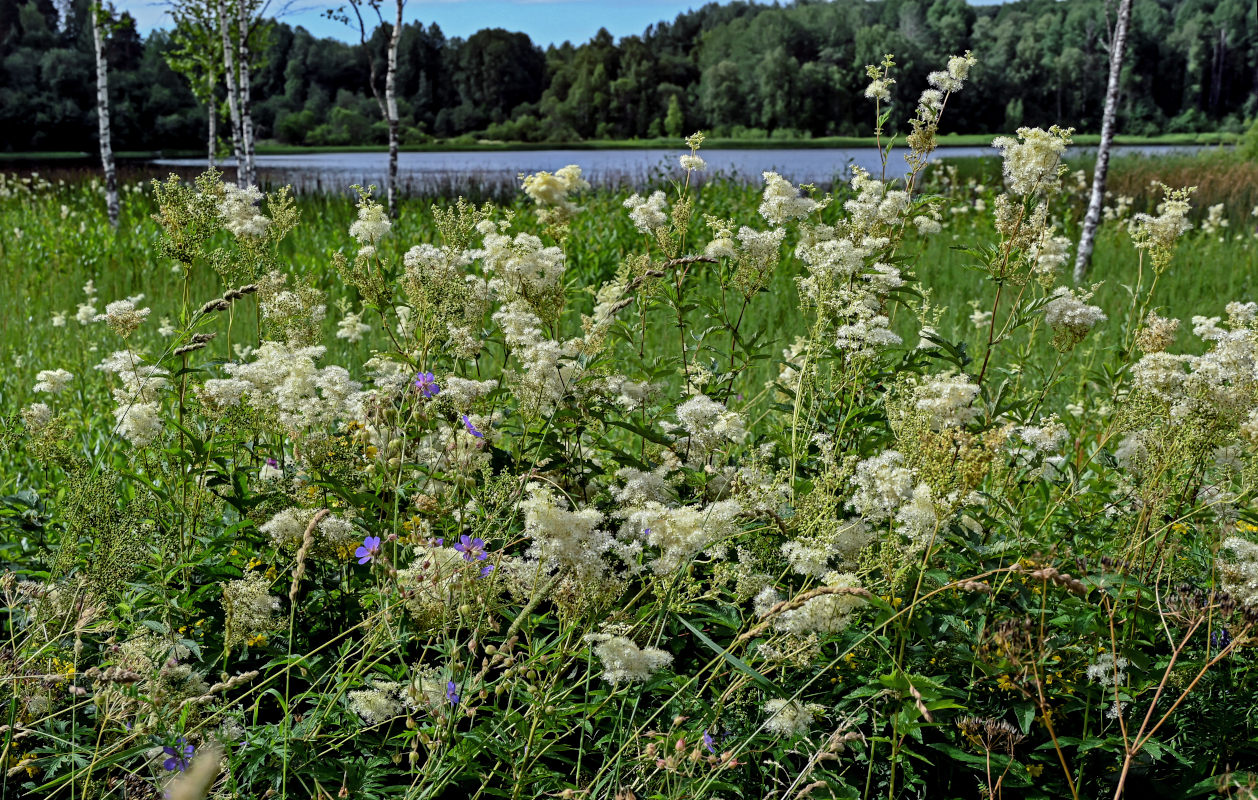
[0,130,1239,161]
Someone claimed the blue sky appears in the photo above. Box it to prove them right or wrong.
[126,0,731,47]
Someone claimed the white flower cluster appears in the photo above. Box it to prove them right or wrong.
[521,483,613,581]
[218,342,364,430]
[991,126,1071,196]
[349,196,391,245]
[1085,653,1128,687]
[493,301,580,416]
[621,499,742,576]
[623,190,669,233]
[95,296,151,338]
[336,310,371,343]
[1131,302,1258,422]
[758,171,818,226]
[522,164,589,219]
[763,699,825,736]
[478,222,566,303]
[218,183,270,238]
[221,572,282,649]
[912,371,980,429]
[348,681,405,725]
[259,508,359,556]
[1128,185,1193,268]
[33,368,73,395]
[849,450,938,544]
[773,573,867,635]
[585,634,673,684]
[1043,287,1107,350]
[679,154,706,172]
[674,394,746,462]
[1220,536,1258,607]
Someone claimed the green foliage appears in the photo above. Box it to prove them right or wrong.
[1,106,1258,800]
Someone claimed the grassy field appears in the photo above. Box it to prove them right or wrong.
[1,150,1253,403]
[2,141,1258,799]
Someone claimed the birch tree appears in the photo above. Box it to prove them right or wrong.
[330,0,406,216]
[1073,0,1134,283]
[237,0,257,187]
[165,0,225,166]
[218,0,244,186]
[91,1,119,228]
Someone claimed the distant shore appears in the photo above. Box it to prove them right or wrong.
[0,131,1237,161]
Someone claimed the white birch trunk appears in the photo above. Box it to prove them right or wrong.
[237,0,256,187]
[1073,0,1134,284]
[219,0,244,187]
[207,72,217,168]
[385,2,403,215]
[91,3,118,228]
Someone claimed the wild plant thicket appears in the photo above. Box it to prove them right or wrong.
[3,55,1258,800]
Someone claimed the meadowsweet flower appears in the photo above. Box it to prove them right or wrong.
[911,371,980,429]
[585,634,672,684]
[33,368,73,395]
[623,499,742,575]
[218,183,269,238]
[774,573,867,635]
[679,154,706,172]
[336,310,370,343]
[991,126,1072,196]
[849,450,915,522]
[913,215,942,235]
[113,401,161,446]
[674,394,745,461]
[95,297,151,337]
[1043,286,1107,350]
[221,573,282,650]
[162,738,194,771]
[158,317,175,337]
[763,699,824,736]
[348,681,404,724]
[22,402,52,430]
[623,191,668,232]
[522,164,589,221]
[1129,184,1194,271]
[355,536,381,565]
[521,483,612,580]
[51,311,66,327]
[413,371,440,399]
[1220,537,1258,607]
[1086,653,1128,687]
[349,194,391,245]
[759,171,818,225]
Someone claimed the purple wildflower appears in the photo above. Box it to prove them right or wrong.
[454,534,488,562]
[703,729,716,754]
[461,414,484,439]
[414,371,440,399]
[162,738,194,771]
[479,564,495,578]
[354,535,381,565]
[265,457,278,468]
[445,680,460,705]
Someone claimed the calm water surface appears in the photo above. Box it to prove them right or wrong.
[152,144,1202,196]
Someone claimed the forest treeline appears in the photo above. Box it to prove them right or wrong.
[2,0,1255,152]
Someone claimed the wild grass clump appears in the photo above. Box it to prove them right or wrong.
[3,57,1258,800]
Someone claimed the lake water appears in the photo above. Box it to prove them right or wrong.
[152,144,1203,196]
